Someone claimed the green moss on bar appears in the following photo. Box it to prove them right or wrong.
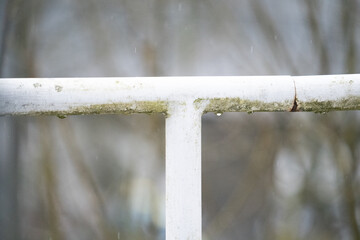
[9,96,360,117]
[195,98,294,113]
[22,101,168,116]
[297,96,360,112]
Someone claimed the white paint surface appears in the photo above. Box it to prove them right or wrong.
[294,74,360,102]
[1,74,359,240]
[0,76,295,115]
[166,102,203,240]
[1,75,359,115]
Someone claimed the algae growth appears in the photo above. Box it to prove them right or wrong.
[25,101,168,117]
[195,96,360,114]
[9,96,360,117]
[297,96,360,112]
[196,97,294,113]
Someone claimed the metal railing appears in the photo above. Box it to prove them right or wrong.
[1,74,360,240]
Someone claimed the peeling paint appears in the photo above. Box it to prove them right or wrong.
[55,85,63,92]
[33,83,42,88]
[332,79,355,85]
[290,98,298,112]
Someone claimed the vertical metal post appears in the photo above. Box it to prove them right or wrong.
[166,101,202,240]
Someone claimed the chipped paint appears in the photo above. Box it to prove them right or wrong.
[55,85,63,92]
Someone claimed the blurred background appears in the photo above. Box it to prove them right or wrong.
[0,0,359,239]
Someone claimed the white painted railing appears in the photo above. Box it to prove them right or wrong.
[1,75,360,240]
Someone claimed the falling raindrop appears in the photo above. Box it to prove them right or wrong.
[250,46,254,54]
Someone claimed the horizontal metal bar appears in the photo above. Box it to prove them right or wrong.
[294,75,360,112]
[0,75,359,116]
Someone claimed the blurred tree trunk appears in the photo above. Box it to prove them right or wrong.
[0,0,42,239]
[0,0,9,76]
[0,118,20,240]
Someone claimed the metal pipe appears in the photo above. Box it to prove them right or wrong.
[2,74,359,116]
[1,74,359,240]
[166,101,203,240]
